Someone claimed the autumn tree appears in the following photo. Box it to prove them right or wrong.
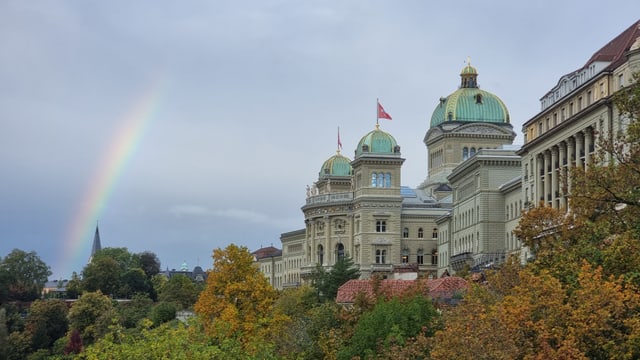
[194,244,278,343]
[570,73,640,237]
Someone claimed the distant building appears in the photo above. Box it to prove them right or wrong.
[160,262,207,282]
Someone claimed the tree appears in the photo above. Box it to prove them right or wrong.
[66,271,83,299]
[194,244,278,342]
[158,274,201,309]
[138,251,161,278]
[0,249,51,301]
[25,299,68,351]
[67,291,115,345]
[311,256,360,302]
[117,294,152,328]
[338,294,440,360]
[82,256,121,296]
[0,308,7,360]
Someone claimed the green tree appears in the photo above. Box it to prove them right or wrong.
[158,274,200,309]
[25,299,68,351]
[66,271,83,299]
[6,331,30,360]
[119,267,150,299]
[338,294,440,360]
[194,244,278,343]
[0,308,7,360]
[311,256,360,302]
[138,251,160,278]
[150,301,177,327]
[82,256,121,296]
[68,291,116,345]
[117,294,152,328]
[0,249,51,301]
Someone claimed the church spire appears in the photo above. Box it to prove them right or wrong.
[89,223,102,263]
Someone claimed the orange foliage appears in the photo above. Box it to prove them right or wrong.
[194,244,278,342]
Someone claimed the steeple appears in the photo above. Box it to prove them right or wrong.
[89,223,102,263]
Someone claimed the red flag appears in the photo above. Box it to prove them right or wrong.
[377,101,392,120]
[337,127,343,150]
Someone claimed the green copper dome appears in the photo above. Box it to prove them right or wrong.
[430,63,510,128]
[355,124,399,157]
[319,152,352,178]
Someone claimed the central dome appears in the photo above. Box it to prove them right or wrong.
[430,64,509,127]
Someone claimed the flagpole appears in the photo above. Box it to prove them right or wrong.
[376,98,379,126]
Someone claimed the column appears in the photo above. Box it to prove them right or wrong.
[559,142,568,209]
[551,146,558,208]
[536,154,544,205]
[584,128,592,166]
[576,133,584,169]
[545,150,552,206]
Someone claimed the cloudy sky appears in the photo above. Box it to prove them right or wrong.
[1,1,639,279]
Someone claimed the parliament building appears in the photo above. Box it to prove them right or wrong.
[255,21,640,289]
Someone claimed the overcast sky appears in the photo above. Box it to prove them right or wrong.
[1,1,639,279]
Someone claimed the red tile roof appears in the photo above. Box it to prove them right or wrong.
[584,20,640,71]
[336,277,468,304]
[251,246,282,260]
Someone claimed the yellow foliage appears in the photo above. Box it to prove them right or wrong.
[194,244,278,343]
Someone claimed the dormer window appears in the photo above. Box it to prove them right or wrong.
[475,93,483,104]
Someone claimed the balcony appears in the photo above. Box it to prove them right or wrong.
[369,263,393,272]
[305,191,353,206]
[450,252,474,271]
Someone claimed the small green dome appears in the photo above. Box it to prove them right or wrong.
[355,125,399,157]
[319,152,352,178]
[430,64,509,127]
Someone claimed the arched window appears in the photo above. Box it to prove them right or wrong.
[376,220,386,233]
[371,173,377,187]
[403,227,409,238]
[317,245,324,265]
[463,147,469,160]
[470,147,476,156]
[418,228,424,238]
[377,173,384,188]
[401,248,409,263]
[375,249,386,264]
[432,228,438,238]
[336,243,345,261]
[416,249,424,265]
[431,249,438,265]
[385,173,391,187]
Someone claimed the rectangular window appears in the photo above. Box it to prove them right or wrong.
[569,102,574,116]
[416,252,424,265]
[376,220,386,233]
[376,249,386,264]
[578,96,583,111]
[619,74,625,89]
[587,90,592,105]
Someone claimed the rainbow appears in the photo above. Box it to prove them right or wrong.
[57,81,164,277]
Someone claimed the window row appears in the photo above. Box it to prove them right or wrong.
[371,172,392,188]
[402,227,438,239]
